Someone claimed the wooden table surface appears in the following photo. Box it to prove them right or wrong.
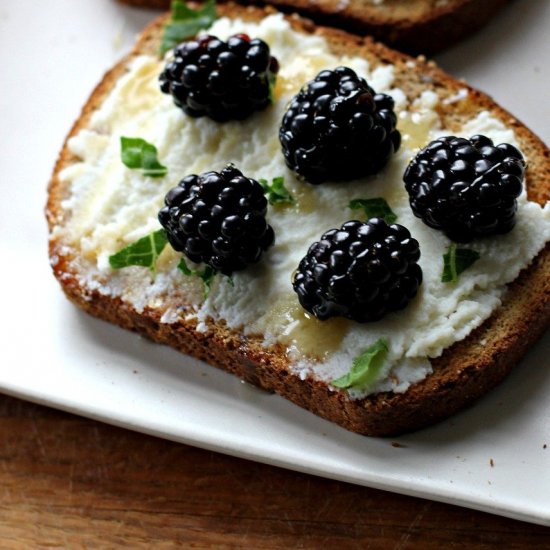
[1,394,549,548]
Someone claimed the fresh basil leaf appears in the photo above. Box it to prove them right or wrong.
[172,0,202,19]
[177,258,218,298]
[109,229,168,273]
[259,176,294,206]
[199,265,216,296]
[441,243,480,283]
[332,339,389,391]
[177,257,194,276]
[349,198,397,224]
[268,71,277,104]
[160,0,217,55]
[120,137,167,178]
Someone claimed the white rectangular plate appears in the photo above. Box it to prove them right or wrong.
[1,0,549,527]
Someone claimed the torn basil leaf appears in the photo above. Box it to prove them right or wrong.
[259,176,294,206]
[120,137,167,178]
[177,258,217,298]
[199,265,216,297]
[109,229,168,273]
[332,339,389,391]
[441,243,480,283]
[160,0,217,55]
[268,71,278,104]
[348,198,397,224]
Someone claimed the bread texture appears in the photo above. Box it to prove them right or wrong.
[47,4,550,436]
[117,0,511,54]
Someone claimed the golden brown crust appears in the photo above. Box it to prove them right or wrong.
[116,0,511,54]
[47,4,550,436]
[244,0,511,54]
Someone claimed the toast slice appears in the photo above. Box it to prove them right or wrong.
[47,4,550,436]
[117,0,511,54]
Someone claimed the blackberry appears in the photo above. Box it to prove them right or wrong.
[404,135,525,242]
[158,166,275,275]
[159,33,279,122]
[279,66,401,184]
[293,218,422,322]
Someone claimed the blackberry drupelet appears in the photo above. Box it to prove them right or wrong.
[279,66,401,184]
[158,166,275,275]
[159,33,279,122]
[293,218,422,322]
[404,135,525,242]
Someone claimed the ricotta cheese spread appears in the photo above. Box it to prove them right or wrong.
[53,14,550,398]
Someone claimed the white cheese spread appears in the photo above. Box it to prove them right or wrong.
[53,14,550,398]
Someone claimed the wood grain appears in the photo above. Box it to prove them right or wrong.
[1,395,549,548]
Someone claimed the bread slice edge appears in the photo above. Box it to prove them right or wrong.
[116,0,512,54]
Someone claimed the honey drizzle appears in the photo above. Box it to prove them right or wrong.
[261,296,350,360]
[398,110,438,151]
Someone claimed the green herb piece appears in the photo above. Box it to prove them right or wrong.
[200,265,216,297]
[268,71,277,104]
[348,198,397,224]
[177,257,194,276]
[120,137,167,178]
[259,176,294,206]
[177,258,217,298]
[332,339,389,391]
[441,243,480,283]
[109,229,168,274]
[160,0,217,55]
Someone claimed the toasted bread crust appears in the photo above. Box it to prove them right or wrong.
[47,4,550,436]
[240,0,511,54]
[116,0,511,54]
